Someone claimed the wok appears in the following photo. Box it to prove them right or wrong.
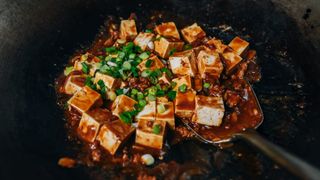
[0,0,320,179]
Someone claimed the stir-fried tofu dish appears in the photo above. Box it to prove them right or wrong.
[56,16,262,169]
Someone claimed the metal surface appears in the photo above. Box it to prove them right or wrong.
[0,0,320,179]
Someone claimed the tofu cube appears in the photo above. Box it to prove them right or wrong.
[172,75,192,91]
[97,120,135,155]
[134,32,155,51]
[111,95,137,117]
[197,50,224,78]
[68,86,103,113]
[154,36,184,58]
[192,95,225,126]
[156,101,175,129]
[222,50,243,73]
[73,53,101,76]
[94,72,121,90]
[135,119,166,149]
[192,45,211,58]
[228,36,249,56]
[174,90,196,118]
[64,75,86,95]
[206,38,228,53]
[181,23,206,44]
[193,74,203,92]
[135,101,156,121]
[155,22,180,39]
[169,50,197,77]
[77,108,112,142]
[120,20,138,40]
[137,54,165,72]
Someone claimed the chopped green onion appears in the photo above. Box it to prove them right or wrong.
[64,66,74,76]
[178,84,187,93]
[141,69,152,77]
[157,104,166,114]
[139,52,150,59]
[148,86,157,96]
[122,61,132,70]
[97,80,105,88]
[129,53,136,59]
[147,94,156,101]
[137,92,144,100]
[105,46,117,54]
[119,111,133,124]
[153,124,161,134]
[161,68,173,78]
[118,52,126,59]
[183,44,193,50]
[107,91,117,101]
[131,67,139,77]
[170,81,177,88]
[80,54,88,61]
[168,90,177,101]
[81,62,89,74]
[139,99,147,107]
[116,89,124,95]
[145,59,154,68]
[100,86,106,99]
[131,88,139,95]
[203,82,211,88]
[105,56,112,61]
[168,48,177,56]
[156,90,165,97]
[145,29,153,33]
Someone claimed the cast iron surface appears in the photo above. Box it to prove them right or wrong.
[0,0,320,179]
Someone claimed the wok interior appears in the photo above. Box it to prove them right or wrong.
[0,0,320,179]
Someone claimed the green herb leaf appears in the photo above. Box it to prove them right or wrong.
[178,84,187,93]
[64,66,74,76]
[81,62,89,74]
[168,48,177,56]
[153,124,161,134]
[145,59,154,68]
[168,90,177,101]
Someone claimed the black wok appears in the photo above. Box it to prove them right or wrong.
[0,0,320,179]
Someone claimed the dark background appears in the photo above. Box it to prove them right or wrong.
[0,0,319,179]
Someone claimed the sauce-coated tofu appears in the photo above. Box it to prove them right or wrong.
[137,55,165,72]
[174,90,196,118]
[155,22,180,39]
[169,50,197,77]
[73,53,101,76]
[197,50,223,78]
[64,75,86,95]
[134,32,155,51]
[181,23,206,44]
[111,95,137,117]
[156,101,175,129]
[135,101,156,121]
[97,120,135,155]
[206,38,228,53]
[68,86,103,113]
[222,50,243,73]
[154,37,184,58]
[94,72,121,90]
[120,20,138,40]
[192,95,225,126]
[228,36,249,56]
[77,108,112,142]
[172,75,192,91]
[135,119,166,149]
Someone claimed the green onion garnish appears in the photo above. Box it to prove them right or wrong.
[153,124,161,134]
[139,52,150,60]
[157,104,166,114]
[145,59,154,68]
[178,84,187,93]
[203,82,211,88]
[122,61,132,70]
[81,62,89,74]
[64,66,74,76]
[168,90,177,101]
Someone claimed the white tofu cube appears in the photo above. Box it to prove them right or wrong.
[120,19,138,40]
[135,101,156,121]
[134,32,155,51]
[181,23,206,44]
[197,50,223,78]
[172,75,192,91]
[64,75,86,95]
[135,119,166,149]
[154,36,184,58]
[137,54,165,72]
[155,22,180,39]
[206,38,228,53]
[222,50,243,73]
[111,95,137,118]
[192,95,225,126]
[97,120,135,155]
[228,36,249,56]
[174,90,196,118]
[77,108,112,142]
[169,50,197,77]
[68,86,103,114]
[94,72,121,90]
[156,101,175,129]
[192,45,211,58]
